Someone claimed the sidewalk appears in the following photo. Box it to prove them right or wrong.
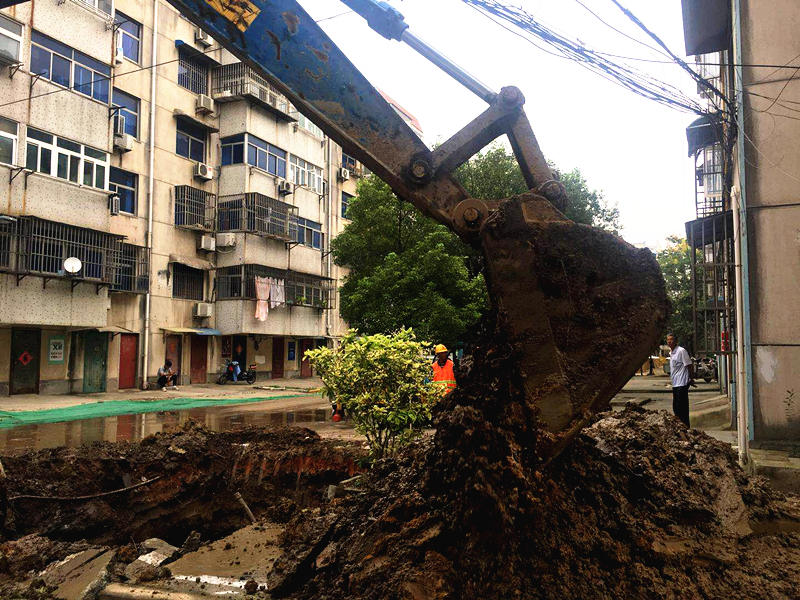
[0,377,324,412]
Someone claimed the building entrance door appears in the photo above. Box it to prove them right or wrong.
[118,334,138,390]
[299,339,313,378]
[272,337,284,379]
[165,335,182,383]
[83,331,108,393]
[10,329,40,395]
[190,335,208,384]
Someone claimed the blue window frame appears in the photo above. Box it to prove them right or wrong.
[30,32,110,102]
[115,12,141,63]
[247,134,286,177]
[113,88,139,137]
[176,118,206,162]
[221,133,245,166]
[110,167,137,214]
[341,191,354,219]
[293,217,323,250]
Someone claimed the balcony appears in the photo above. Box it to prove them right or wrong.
[217,265,334,309]
[175,185,217,232]
[0,215,125,289]
[111,243,150,294]
[217,193,297,242]
[212,63,296,122]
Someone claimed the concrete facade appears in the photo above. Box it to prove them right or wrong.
[0,0,362,396]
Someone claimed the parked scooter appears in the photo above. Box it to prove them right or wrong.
[693,356,717,383]
[217,359,257,385]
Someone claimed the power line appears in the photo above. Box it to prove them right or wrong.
[315,10,354,23]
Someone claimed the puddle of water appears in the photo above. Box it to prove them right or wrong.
[0,403,332,455]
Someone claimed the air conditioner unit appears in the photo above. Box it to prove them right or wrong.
[216,233,236,248]
[198,235,216,251]
[113,133,134,153]
[195,94,214,115]
[114,31,124,65]
[108,193,120,216]
[277,181,293,196]
[195,28,212,47]
[338,167,350,182]
[194,162,213,181]
[193,302,213,317]
[113,114,126,136]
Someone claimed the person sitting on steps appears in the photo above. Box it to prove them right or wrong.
[158,359,179,392]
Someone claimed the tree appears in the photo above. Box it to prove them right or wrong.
[305,329,441,459]
[332,143,619,346]
[656,236,695,354]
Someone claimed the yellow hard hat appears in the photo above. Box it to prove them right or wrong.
[434,344,448,354]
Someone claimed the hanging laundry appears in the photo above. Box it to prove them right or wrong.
[255,276,270,321]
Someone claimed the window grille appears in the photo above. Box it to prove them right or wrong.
[217,193,297,240]
[285,270,334,309]
[175,185,216,231]
[216,264,334,309]
[211,62,289,114]
[172,263,205,300]
[112,243,149,293]
[178,50,208,95]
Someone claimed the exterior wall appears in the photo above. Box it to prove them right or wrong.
[737,0,800,439]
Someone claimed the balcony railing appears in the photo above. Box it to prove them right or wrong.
[0,215,133,288]
[216,264,334,309]
[212,63,294,120]
[217,193,297,241]
[175,185,217,232]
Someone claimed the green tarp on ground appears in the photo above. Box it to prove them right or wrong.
[0,394,316,429]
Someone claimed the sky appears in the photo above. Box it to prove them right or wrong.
[297,0,700,249]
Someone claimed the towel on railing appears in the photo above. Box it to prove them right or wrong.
[255,276,270,321]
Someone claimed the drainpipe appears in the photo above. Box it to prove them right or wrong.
[732,186,749,467]
[324,137,333,339]
[141,0,158,389]
[732,0,755,443]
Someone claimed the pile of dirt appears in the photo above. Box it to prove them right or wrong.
[0,422,365,547]
[268,379,800,598]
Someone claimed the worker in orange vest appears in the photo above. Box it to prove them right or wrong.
[431,344,456,394]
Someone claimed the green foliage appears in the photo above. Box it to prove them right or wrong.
[332,177,486,349]
[305,329,441,459]
[656,235,695,353]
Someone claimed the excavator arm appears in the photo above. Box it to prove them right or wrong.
[0,0,669,459]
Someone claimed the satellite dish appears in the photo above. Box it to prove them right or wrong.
[63,257,82,275]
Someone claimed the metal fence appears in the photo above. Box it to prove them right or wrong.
[212,63,289,114]
[172,263,205,301]
[175,185,217,231]
[216,264,334,309]
[217,193,297,241]
[112,243,150,294]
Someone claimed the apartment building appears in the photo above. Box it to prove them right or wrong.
[681,0,800,446]
[0,0,367,395]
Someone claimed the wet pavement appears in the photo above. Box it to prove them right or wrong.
[0,395,360,455]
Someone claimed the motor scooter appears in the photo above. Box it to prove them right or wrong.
[217,359,257,385]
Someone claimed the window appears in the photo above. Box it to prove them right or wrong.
[30,32,110,102]
[0,117,18,166]
[703,144,723,195]
[342,152,356,171]
[0,14,23,65]
[295,113,323,137]
[289,156,323,193]
[110,167,137,214]
[178,49,208,95]
[341,191,353,219]
[176,118,206,162]
[172,263,204,300]
[26,127,108,189]
[221,133,245,166]
[115,12,141,63]
[293,216,323,250]
[75,0,112,16]
[113,88,139,137]
[248,135,287,177]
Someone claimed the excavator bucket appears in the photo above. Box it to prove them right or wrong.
[479,193,669,461]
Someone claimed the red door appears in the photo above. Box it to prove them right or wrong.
[165,335,182,383]
[118,334,138,389]
[272,337,284,379]
[299,339,313,378]
[190,335,208,384]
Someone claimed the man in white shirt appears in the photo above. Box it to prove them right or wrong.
[667,333,693,426]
